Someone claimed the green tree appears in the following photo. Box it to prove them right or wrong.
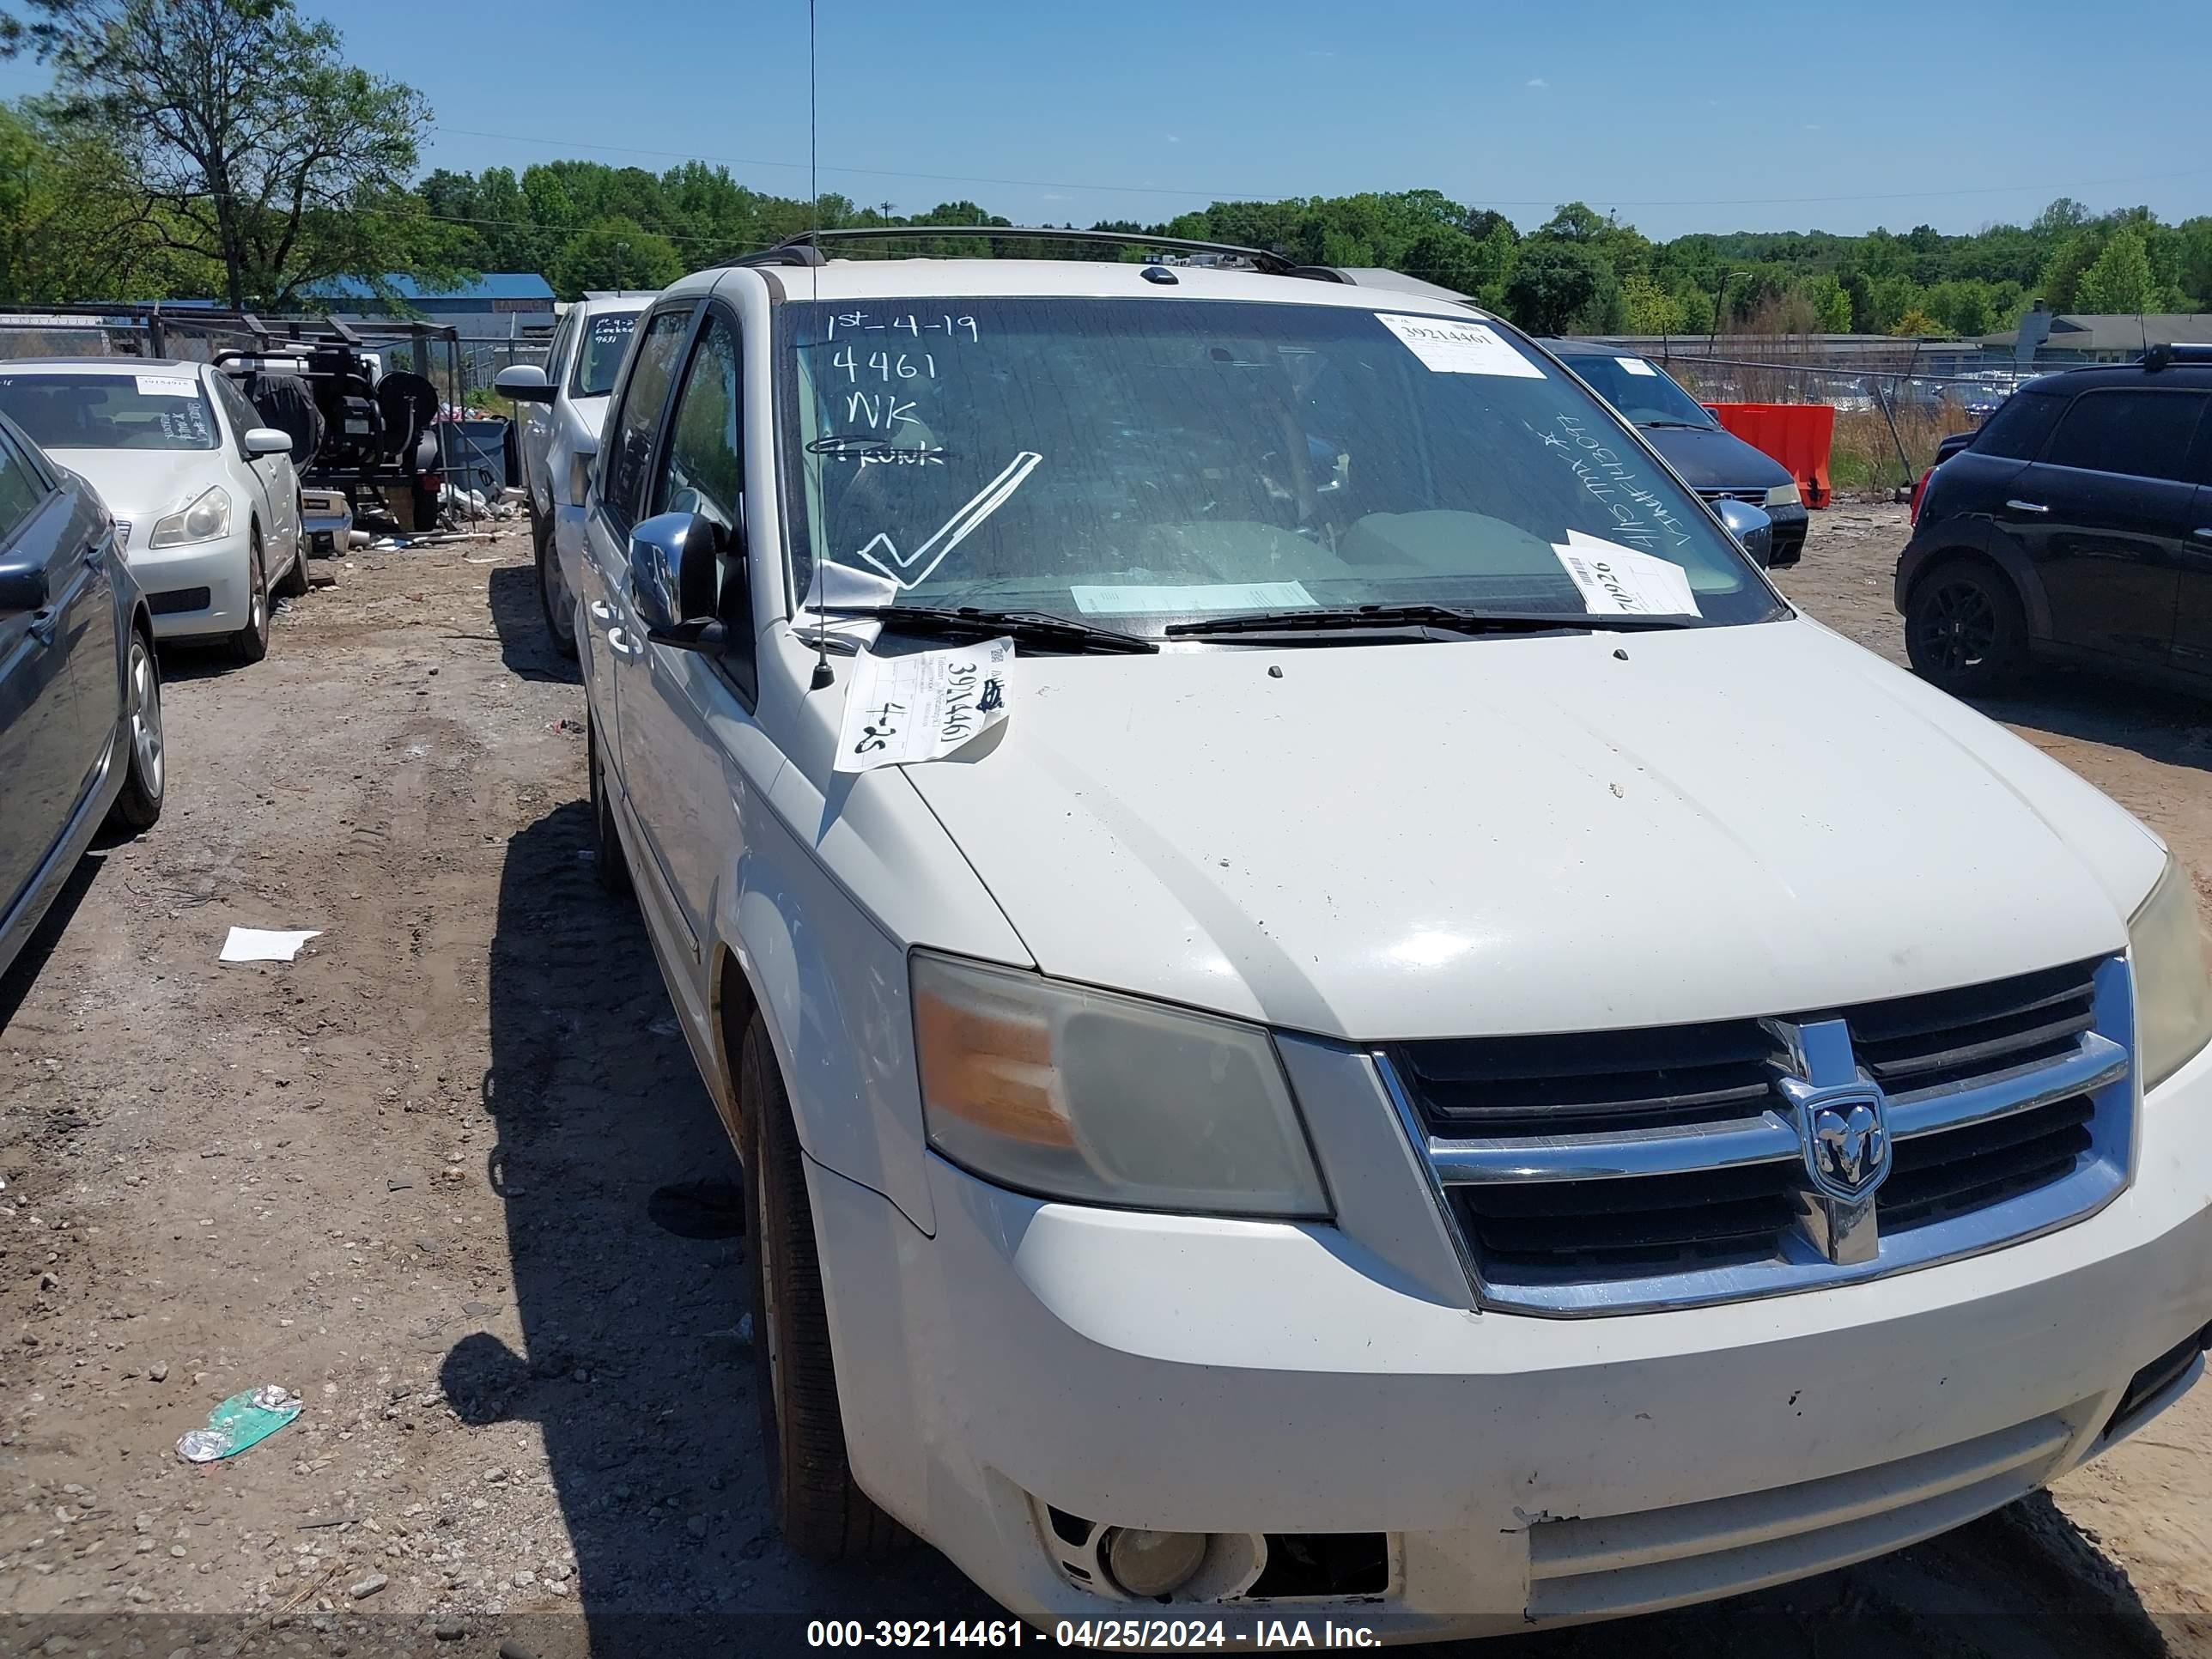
[2074,226,2157,313]
[1,0,435,307]
[1800,273,1853,333]
[549,216,682,297]
[1503,240,1619,335]
[1536,201,1607,243]
[1889,307,1947,337]
[1620,271,1682,334]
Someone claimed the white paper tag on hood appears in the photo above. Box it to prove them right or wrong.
[835,636,1013,773]
[1552,529,1700,617]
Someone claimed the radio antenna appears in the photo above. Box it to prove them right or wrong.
[805,0,836,691]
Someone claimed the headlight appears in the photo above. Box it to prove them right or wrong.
[1764,481,1802,508]
[2130,852,2212,1091]
[149,486,232,548]
[911,951,1329,1217]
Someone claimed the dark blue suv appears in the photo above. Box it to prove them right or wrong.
[1897,345,2212,696]
[1,411,165,981]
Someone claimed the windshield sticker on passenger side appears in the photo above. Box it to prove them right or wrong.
[851,451,1042,589]
[1068,580,1316,616]
[1553,530,1700,617]
[1374,313,1544,378]
[835,635,1013,773]
[135,375,198,398]
[1615,357,1657,376]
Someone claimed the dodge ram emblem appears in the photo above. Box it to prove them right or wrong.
[1802,1091,1891,1201]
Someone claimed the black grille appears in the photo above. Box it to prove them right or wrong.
[147,586,210,616]
[1391,1020,1784,1139]
[1844,959,2097,1094]
[1879,1097,2093,1231]
[1452,1162,1796,1277]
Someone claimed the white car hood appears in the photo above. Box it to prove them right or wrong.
[52,447,228,538]
[902,617,2163,1040]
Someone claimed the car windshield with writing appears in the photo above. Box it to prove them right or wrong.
[0,372,217,452]
[574,311,641,398]
[778,300,1781,639]
[1556,351,1718,429]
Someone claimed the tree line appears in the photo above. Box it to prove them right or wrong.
[3,1,2210,340]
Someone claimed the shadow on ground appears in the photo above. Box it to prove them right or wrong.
[489,563,584,686]
[441,802,979,1655]
[1971,668,2212,775]
[0,854,99,1035]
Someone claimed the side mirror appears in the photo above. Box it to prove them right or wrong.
[244,427,294,459]
[629,510,732,641]
[495,365,555,404]
[0,562,47,613]
[1714,498,1774,569]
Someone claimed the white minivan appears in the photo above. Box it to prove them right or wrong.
[577,235,2212,1640]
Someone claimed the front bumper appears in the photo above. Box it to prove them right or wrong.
[809,1038,2212,1639]
[125,532,252,640]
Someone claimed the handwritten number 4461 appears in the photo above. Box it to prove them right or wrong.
[832,347,937,384]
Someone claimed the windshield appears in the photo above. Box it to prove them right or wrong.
[0,371,216,451]
[1558,353,1717,428]
[573,310,641,398]
[777,299,1779,635]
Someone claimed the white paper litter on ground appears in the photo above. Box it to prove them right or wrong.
[835,638,1012,773]
[220,927,323,964]
[1552,529,1700,617]
[1374,313,1543,378]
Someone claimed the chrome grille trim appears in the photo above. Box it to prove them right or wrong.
[1381,956,2135,1317]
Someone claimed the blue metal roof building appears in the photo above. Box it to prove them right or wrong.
[303,273,556,315]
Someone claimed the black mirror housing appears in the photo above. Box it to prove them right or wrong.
[0,562,49,613]
[1713,498,1775,569]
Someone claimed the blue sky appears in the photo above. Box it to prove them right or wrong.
[4,0,2209,241]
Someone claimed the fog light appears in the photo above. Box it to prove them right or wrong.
[1103,1528,1206,1598]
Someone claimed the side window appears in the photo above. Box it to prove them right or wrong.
[547,309,579,383]
[0,429,51,546]
[650,314,740,530]
[2042,389,2209,483]
[1972,390,2065,462]
[213,374,264,453]
[600,307,693,531]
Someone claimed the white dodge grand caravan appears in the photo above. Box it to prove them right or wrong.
[576,232,2212,1639]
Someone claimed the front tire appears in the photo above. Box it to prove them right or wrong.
[535,507,578,659]
[105,627,165,832]
[1905,558,2028,695]
[228,527,270,664]
[587,715,633,900]
[740,1014,904,1562]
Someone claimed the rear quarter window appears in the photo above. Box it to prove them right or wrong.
[2040,387,2209,483]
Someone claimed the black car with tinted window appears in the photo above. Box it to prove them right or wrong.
[1543,339,1809,567]
[1896,345,2212,696]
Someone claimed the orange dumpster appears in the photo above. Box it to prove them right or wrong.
[1703,403,1834,508]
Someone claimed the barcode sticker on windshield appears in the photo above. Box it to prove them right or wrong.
[1069,580,1316,616]
[135,375,198,398]
[1615,356,1657,377]
[1553,529,1699,617]
[835,636,1013,773]
[1375,314,1543,378]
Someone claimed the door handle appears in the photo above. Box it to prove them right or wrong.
[27,606,57,643]
[2003,499,2049,514]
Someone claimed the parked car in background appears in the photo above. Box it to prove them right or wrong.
[577,235,2211,1639]
[1544,339,1808,565]
[1897,345,2212,696]
[0,359,307,663]
[1,410,164,981]
[497,294,649,657]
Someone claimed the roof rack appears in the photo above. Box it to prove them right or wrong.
[733,226,1347,283]
[2141,342,2212,372]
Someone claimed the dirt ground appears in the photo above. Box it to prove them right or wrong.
[0,504,2205,1657]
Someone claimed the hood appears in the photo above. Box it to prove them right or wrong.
[1638,421,1793,492]
[902,620,2161,1040]
[51,447,226,541]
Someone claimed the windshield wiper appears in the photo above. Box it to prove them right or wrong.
[811,603,1159,654]
[1165,604,1696,639]
[1638,419,1716,430]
